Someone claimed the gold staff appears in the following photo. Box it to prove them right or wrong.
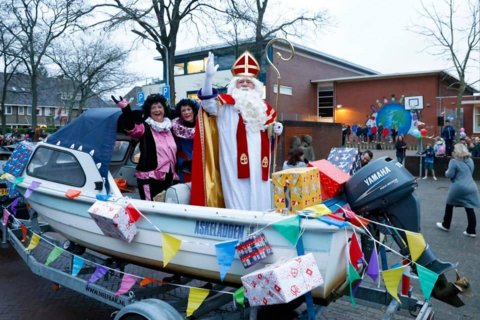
[265,38,295,173]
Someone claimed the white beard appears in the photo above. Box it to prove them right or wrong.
[231,88,267,132]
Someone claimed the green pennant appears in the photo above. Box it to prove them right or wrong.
[416,264,439,301]
[45,247,64,266]
[234,287,245,308]
[272,215,301,246]
[348,263,361,306]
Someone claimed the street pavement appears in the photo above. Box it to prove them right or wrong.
[0,149,478,319]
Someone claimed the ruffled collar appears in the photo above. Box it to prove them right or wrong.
[171,117,195,139]
[145,117,171,132]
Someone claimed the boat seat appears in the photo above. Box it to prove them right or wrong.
[165,182,191,205]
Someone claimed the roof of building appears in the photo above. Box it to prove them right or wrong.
[0,73,109,108]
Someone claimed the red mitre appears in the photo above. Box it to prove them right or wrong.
[231,51,260,78]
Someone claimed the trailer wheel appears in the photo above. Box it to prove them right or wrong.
[62,240,86,255]
[113,299,182,320]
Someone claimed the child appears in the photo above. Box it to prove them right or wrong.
[422,143,437,180]
[434,137,446,157]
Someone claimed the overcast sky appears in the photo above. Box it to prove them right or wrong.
[125,0,480,90]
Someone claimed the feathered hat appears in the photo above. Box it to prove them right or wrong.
[231,51,260,78]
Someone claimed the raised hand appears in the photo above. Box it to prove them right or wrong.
[205,52,219,79]
[111,95,129,109]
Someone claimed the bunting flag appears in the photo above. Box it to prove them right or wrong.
[0,173,14,181]
[405,231,426,262]
[115,274,138,296]
[348,263,361,305]
[125,203,142,223]
[24,181,41,198]
[162,233,182,267]
[215,239,238,281]
[381,266,406,302]
[2,209,10,225]
[65,189,81,199]
[366,244,380,282]
[72,256,85,277]
[25,233,41,251]
[186,287,210,317]
[234,287,245,308]
[416,265,439,301]
[139,277,163,287]
[272,215,301,246]
[317,216,350,228]
[349,233,363,270]
[20,224,28,242]
[13,177,24,185]
[45,247,64,266]
[10,197,20,216]
[87,265,108,284]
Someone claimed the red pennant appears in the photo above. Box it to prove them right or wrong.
[139,277,163,287]
[349,233,363,270]
[125,203,142,223]
[20,224,28,242]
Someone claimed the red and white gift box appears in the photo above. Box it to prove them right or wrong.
[241,253,324,306]
[308,159,350,200]
[88,201,138,243]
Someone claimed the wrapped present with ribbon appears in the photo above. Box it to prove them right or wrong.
[235,232,273,268]
[87,200,138,243]
[327,147,361,175]
[308,159,350,200]
[272,167,321,213]
[2,141,34,177]
[241,253,324,306]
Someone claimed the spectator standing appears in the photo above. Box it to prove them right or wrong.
[441,119,456,156]
[395,135,407,164]
[391,126,398,144]
[422,143,437,180]
[434,137,446,157]
[351,123,358,143]
[436,143,479,237]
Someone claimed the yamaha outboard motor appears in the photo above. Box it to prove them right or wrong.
[344,156,465,307]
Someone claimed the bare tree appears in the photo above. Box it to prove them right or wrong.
[0,0,92,129]
[92,0,216,105]
[415,0,480,132]
[214,0,329,61]
[49,34,138,117]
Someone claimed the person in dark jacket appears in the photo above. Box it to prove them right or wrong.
[441,119,456,156]
[436,143,479,237]
[395,135,407,164]
[113,94,178,200]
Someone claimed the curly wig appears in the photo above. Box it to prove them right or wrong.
[142,94,170,119]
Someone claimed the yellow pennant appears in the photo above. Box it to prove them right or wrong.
[405,231,426,262]
[381,266,406,302]
[24,233,41,252]
[186,287,210,317]
[303,203,331,216]
[161,233,182,267]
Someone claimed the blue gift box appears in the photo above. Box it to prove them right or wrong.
[327,147,361,175]
[3,142,33,177]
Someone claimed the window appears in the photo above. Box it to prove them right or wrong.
[318,89,334,118]
[474,106,480,133]
[174,63,185,76]
[18,106,25,115]
[27,107,32,115]
[5,106,12,115]
[27,146,86,187]
[112,141,130,162]
[36,108,42,116]
[187,58,207,74]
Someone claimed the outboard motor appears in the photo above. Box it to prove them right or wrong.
[344,156,466,307]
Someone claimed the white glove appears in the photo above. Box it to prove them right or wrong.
[202,52,219,96]
[273,122,283,135]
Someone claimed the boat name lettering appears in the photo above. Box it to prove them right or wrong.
[194,220,244,239]
[364,166,392,186]
[86,285,126,306]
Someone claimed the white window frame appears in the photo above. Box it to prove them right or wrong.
[5,105,12,115]
[27,106,32,115]
[18,106,25,115]
[474,105,480,133]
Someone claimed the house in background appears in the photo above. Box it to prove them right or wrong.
[0,73,109,130]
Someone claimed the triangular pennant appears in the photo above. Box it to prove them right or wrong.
[186,287,210,317]
[215,239,238,281]
[416,265,439,301]
[13,177,24,185]
[25,233,41,251]
[234,287,245,308]
[45,247,64,266]
[366,245,380,282]
[272,215,301,246]
[161,233,182,267]
[2,209,10,225]
[349,233,363,270]
[20,224,28,242]
[72,256,85,277]
[348,263,361,305]
[87,265,108,284]
[139,277,163,287]
[65,189,81,199]
[405,231,426,262]
[381,266,406,302]
[115,274,138,296]
[125,203,142,223]
[10,197,20,216]
[24,181,41,198]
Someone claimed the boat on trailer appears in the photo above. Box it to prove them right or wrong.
[14,108,352,303]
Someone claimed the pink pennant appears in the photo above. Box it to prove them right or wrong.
[115,274,138,296]
[349,233,363,270]
[2,209,10,225]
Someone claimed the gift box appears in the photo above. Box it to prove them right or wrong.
[272,167,321,213]
[241,253,324,306]
[308,159,350,200]
[327,147,361,175]
[3,141,34,177]
[88,200,138,243]
[235,232,273,269]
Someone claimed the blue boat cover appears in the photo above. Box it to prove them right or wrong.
[45,108,121,191]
